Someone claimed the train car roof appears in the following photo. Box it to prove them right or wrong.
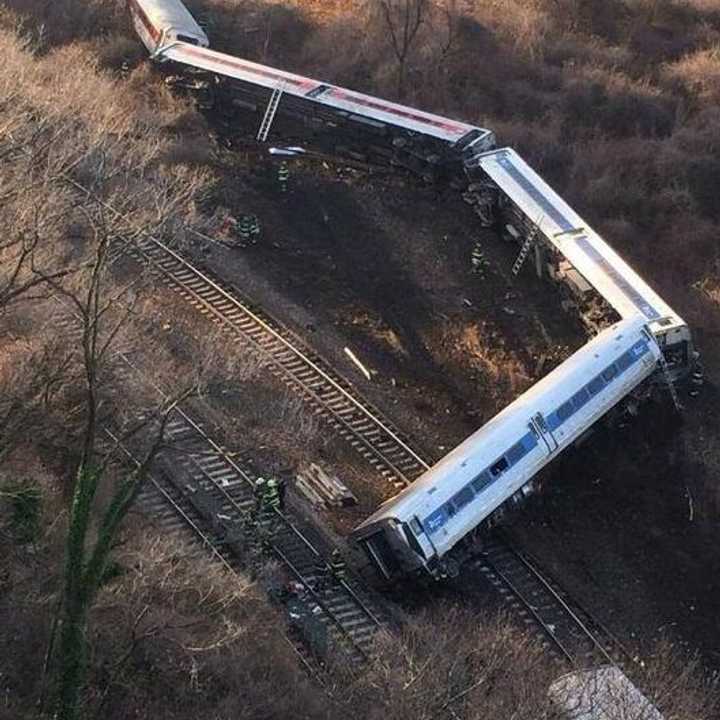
[476,147,685,335]
[131,0,208,43]
[549,666,665,720]
[161,43,490,144]
[355,316,655,531]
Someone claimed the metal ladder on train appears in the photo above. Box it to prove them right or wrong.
[511,224,540,276]
[256,80,287,142]
[658,354,683,412]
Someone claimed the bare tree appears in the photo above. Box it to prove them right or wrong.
[28,217,191,720]
[373,0,430,99]
[0,336,75,464]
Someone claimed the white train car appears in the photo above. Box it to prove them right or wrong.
[467,148,694,379]
[351,317,661,580]
[127,0,208,55]
[159,43,492,149]
[549,666,665,720]
[127,0,494,170]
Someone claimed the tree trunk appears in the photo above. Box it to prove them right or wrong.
[57,598,88,720]
[55,464,98,720]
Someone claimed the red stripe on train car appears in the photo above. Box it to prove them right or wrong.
[329,89,468,134]
[174,46,469,136]
[127,0,160,42]
[177,46,314,89]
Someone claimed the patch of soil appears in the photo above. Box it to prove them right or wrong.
[201,153,581,459]
[510,392,720,669]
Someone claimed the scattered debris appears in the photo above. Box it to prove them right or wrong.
[685,484,694,522]
[296,463,358,508]
[344,346,372,381]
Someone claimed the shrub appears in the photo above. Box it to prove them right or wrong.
[2,479,42,542]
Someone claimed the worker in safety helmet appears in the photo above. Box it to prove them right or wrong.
[471,242,486,274]
[329,549,347,584]
[238,215,252,246]
[278,161,290,193]
[248,214,261,244]
[263,477,281,512]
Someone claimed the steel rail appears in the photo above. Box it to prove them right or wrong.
[64,173,429,489]
[480,545,575,664]
[482,533,618,668]
[105,429,323,679]
[507,538,636,666]
[106,428,236,573]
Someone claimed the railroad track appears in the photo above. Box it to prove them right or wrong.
[53,299,389,665]
[125,233,431,489]
[115,409,388,664]
[151,403,389,663]
[61,178,631,674]
[479,532,634,668]
[113,436,349,677]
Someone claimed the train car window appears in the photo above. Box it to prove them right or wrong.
[556,401,574,422]
[571,388,590,409]
[410,517,423,535]
[472,471,492,493]
[506,441,528,465]
[452,486,474,511]
[616,352,632,372]
[587,375,605,395]
[602,364,618,382]
[306,83,331,99]
[490,457,509,477]
[446,502,457,518]
[176,34,199,45]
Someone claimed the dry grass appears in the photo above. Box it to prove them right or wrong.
[664,45,720,102]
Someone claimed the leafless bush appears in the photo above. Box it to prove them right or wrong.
[277,391,322,445]
[0,0,126,48]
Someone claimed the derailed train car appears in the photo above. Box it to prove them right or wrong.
[465,148,695,381]
[351,318,661,580]
[127,0,208,54]
[126,0,495,174]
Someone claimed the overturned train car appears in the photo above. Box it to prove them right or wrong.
[352,318,662,580]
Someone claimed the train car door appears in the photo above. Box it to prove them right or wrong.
[403,516,436,561]
[529,412,559,455]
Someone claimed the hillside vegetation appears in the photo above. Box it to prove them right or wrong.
[1,1,720,718]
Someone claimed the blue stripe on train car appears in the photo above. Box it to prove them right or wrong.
[422,430,538,535]
[575,237,661,321]
[423,338,653,535]
[494,152,577,233]
[545,339,650,432]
